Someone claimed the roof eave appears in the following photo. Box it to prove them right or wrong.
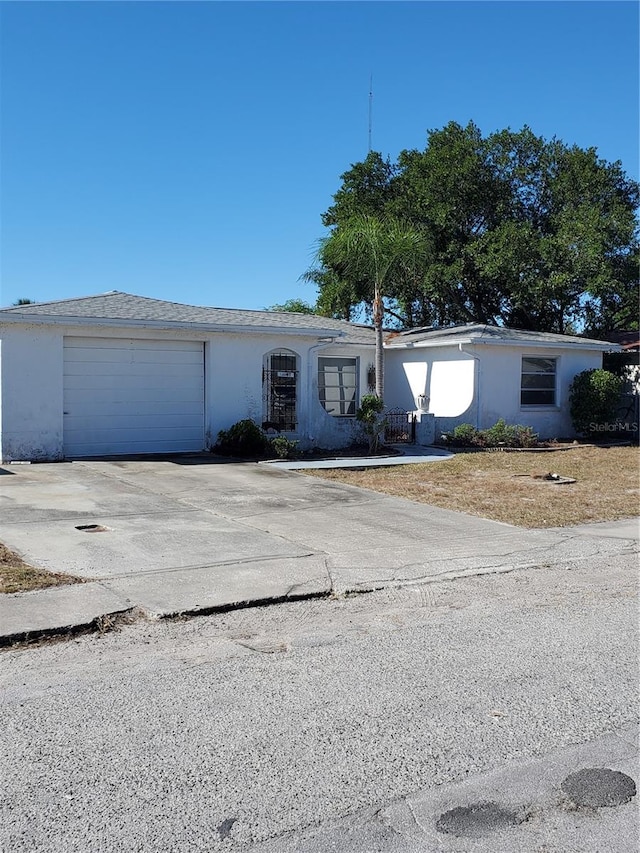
[0,312,359,339]
[385,337,474,349]
[385,335,620,351]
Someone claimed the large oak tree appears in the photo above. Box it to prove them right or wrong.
[306,122,639,335]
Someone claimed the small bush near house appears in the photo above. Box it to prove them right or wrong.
[270,435,299,460]
[443,423,480,447]
[215,419,270,457]
[510,425,538,448]
[356,394,386,453]
[482,418,517,446]
[569,369,625,436]
[442,419,538,448]
[481,419,538,448]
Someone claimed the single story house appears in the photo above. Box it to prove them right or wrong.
[383,324,618,440]
[0,292,376,461]
[0,294,619,461]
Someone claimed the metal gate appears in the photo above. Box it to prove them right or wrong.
[384,408,416,444]
[262,352,298,431]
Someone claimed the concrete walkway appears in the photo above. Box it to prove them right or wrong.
[262,444,453,469]
[1,456,637,644]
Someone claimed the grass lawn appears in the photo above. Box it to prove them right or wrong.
[0,543,83,595]
[307,445,640,528]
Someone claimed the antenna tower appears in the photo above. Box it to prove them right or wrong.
[368,74,373,153]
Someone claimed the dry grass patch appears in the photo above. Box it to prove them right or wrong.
[308,446,640,528]
[0,543,84,594]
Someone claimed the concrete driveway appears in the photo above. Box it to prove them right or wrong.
[1,456,637,640]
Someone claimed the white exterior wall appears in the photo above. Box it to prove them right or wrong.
[0,321,374,461]
[383,345,477,434]
[384,342,605,440]
[206,335,371,449]
[0,324,64,460]
[472,343,604,437]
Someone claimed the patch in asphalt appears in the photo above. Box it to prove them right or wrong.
[217,817,237,840]
[435,801,523,837]
[236,637,290,653]
[561,768,637,808]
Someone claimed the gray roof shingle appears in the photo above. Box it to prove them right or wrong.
[385,323,619,349]
[1,291,376,345]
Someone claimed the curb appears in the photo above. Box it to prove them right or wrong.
[0,606,137,648]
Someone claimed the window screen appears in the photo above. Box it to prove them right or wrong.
[520,357,556,406]
[318,357,358,417]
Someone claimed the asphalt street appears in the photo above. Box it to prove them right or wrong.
[1,551,637,852]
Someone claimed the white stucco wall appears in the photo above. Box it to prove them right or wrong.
[384,341,606,440]
[383,345,477,432]
[205,334,372,450]
[0,325,64,460]
[0,321,374,460]
[472,343,604,438]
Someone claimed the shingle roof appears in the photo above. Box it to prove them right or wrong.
[0,291,376,345]
[600,330,640,351]
[385,323,619,350]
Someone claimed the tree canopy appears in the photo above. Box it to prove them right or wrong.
[304,122,639,335]
[266,298,316,314]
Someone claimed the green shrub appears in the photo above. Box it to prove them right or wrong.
[215,419,269,457]
[356,394,386,453]
[442,419,538,448]
[442,423,480,446]
[270,435,299,460]
[510,425,539,448]
[481,418,517,447]
[569,369,624,436]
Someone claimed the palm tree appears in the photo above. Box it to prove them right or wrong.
[319,214,429,399]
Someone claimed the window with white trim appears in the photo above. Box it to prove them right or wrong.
[520,357,557,406]
[318,357,358,417]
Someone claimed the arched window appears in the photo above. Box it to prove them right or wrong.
[262,349,299,431]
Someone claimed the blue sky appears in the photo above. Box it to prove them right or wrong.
[1,1,638,311]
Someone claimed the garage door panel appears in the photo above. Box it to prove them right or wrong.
[64,350,204,367]
[64,337,201,351]
[64,373,204,392]
[66,401,205,418]
[65,412,205,430]
[64,425,205,443]
[64,438,204,457]
[63,337,205,457]
[65,361,198,376]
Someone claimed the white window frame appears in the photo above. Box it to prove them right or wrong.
[520,356,558,407]
[318,356,359,417]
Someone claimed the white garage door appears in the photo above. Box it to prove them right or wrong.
[63,337,205,457]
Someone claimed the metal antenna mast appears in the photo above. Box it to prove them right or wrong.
[368,74,373,153]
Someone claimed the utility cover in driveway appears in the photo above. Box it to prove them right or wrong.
[63,337,204,456]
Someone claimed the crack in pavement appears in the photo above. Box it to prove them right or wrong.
[0,507,205,525]
[333,547,637,592]
[92,551,323,581]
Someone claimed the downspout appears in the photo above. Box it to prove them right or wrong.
[458,343,482,430]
